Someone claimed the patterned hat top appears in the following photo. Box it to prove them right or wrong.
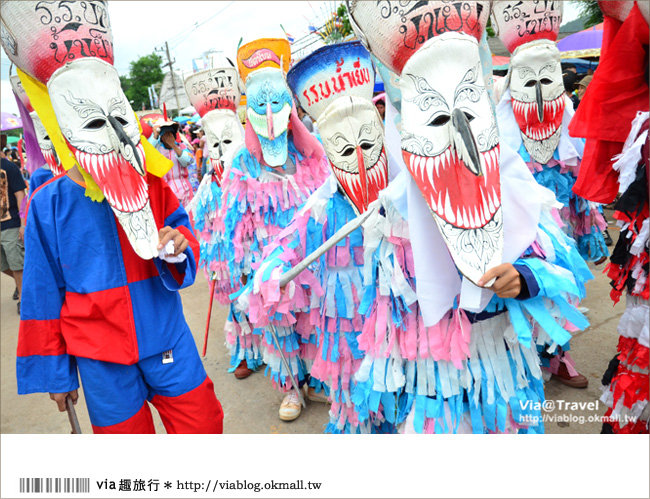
[1,1,114,83]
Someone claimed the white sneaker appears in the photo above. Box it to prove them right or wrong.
[578,306,590,315]
[279,391,302,421]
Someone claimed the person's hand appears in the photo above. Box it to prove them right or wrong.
[18,225,24,243]
[161,131,176,149]
[158,226,188,256]
[152,125,161,139]
[477,263,522,299]
[162,132,182,156]
[49,390,78,412]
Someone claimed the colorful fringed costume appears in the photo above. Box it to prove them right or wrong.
[210,36,329,386]
[564,1,649,434]
[241,177,373,431]
[220,136,329,381]
[345,0,593,433]
[599,112,649,434]
[355,154,592,434]
[183,64,245,298]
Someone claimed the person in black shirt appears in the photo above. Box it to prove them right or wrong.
[1,134,27,314]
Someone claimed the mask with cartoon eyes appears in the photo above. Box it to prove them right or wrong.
[48,58,158,259]
[399,33,503,284]
[318,96,388,214]
[244,68,293,167]
[508,41,565,164]
[201,110,244,187]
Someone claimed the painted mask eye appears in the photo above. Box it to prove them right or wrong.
[524,80,537,87]
[360,142,373,150]
[463,111,475,122]
[341,146,355,157]
[540,78,553,85]
[85,118,106,130]
[223,139,232,145]
[272,101,279,105]
[428,114,450,127]
[213,141,220,148]
[113,116,129,126]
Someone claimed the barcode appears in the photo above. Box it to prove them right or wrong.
[19,478,90,493]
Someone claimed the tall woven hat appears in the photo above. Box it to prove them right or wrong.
[490,0,562,53]
[347,0,491,76]
[286,41,374,120]
[236,38,291,82]
[184,67,242,117]
[0,1,114,84]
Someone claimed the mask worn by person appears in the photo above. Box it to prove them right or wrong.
[491,0,565,164]
[237,37,293,169]
[348,0,502,284]
[244,68,293,168]
[184,66,244,186]
[1,1,160,260]
[10,74,63,175]
[287,40,388,215]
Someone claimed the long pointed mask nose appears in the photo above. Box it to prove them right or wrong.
[450,108,482,177]
[535,81,544,123]
[106,115,145,175]
[356,145,368,211]
[266,103,275,141]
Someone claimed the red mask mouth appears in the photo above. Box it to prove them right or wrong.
[511,94,564,141]
[402,144,501,229]
[42,148,64,176]
[210,157,224,188]
[70,142,148,213]
[333,148,388,214]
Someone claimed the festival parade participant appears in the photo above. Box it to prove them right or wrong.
[491,1,609,265]
[238,40,390,432]
[346,0,593,433]
[10,74,64,194]
[2,0,223,433]
[213,35,329,420]
[567,0,649,434]
[185,62,245,313]
[149,116,195,208]
[491,1,596,389]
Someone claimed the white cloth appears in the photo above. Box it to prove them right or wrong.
[380,141,543,327]
[384,99,405,181]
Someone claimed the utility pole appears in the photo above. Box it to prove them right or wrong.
[157,41,181,116]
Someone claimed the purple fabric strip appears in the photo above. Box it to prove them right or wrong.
[14,93,45,174]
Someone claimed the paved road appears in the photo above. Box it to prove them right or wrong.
[1,228,621,434]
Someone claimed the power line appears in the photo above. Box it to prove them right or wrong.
[167,1,236,50]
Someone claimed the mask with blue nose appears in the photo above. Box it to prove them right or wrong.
[245,68,293,167]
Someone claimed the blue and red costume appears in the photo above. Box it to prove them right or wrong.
[18,173,223,433]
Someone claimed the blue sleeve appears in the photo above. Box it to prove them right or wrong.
[148,135,161,149]
[176,149,192,167]
[513,263,539,300]
[17,197,79,394]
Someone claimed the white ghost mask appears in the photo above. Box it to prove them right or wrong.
[318,96,388,214]
[201,110,244,186]
[400,33,503,284]
[48,58,158,260]
[30,111,64,175]
[508,40,565,164]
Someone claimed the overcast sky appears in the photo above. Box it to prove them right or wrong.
[1,0,582,116]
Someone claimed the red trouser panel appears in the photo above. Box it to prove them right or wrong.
[150,376,223,434]
[92,402,155,434]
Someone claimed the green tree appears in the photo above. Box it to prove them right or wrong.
[572,0,603,29]
[120,53,164,111]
